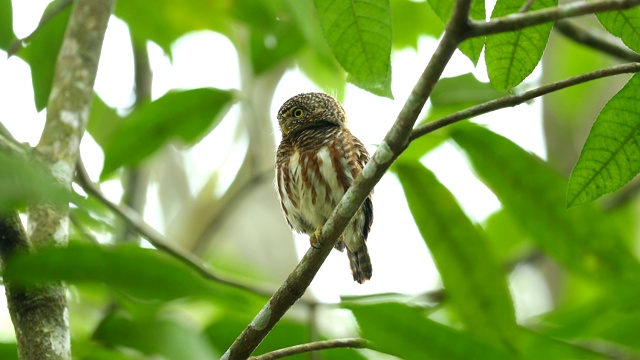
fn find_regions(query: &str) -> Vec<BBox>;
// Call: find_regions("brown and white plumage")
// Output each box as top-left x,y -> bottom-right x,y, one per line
275,92 -> 373,283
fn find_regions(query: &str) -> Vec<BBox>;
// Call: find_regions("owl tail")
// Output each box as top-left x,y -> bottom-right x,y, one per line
347,244 -> 372,284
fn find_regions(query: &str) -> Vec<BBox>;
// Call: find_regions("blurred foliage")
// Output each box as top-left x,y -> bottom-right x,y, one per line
1,0 -> 640,359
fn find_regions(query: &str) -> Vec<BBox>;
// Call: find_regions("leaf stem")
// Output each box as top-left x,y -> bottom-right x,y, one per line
410,62 -> 640,141
249,338 -> 369,360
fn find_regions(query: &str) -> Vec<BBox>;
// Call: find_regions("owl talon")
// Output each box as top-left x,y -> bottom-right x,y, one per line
310,227 -> 324,249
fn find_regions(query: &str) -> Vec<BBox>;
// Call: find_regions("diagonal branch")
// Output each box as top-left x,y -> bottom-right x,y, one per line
74,158 -> 281,300
410,62 -> 640,140
249,338 -> 369,360
222,0 -> 474,358
465,0 -> 640,38
554,20 -> 640,62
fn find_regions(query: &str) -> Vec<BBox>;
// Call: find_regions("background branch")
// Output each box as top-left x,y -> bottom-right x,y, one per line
249,338 -> 369,360
222,0 -> 474,358
554,20 -> 640,62
6,1 -> 114,358
466,0 -> 640,38
410,62 -> 640,140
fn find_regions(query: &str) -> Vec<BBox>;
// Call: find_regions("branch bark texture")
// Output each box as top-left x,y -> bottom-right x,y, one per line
1,1 -> 114,359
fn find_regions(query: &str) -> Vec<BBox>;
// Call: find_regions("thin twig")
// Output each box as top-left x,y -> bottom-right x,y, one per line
554,20 -> 640,62
410,62 -> 640,141
466,0 -> 640,38
249,338 -> 369,360
222,0 -> 474,358
74,158 -> 277,299
519,0 -> 537,13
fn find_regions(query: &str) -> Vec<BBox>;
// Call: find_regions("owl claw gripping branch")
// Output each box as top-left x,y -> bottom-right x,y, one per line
275,92 -> 374,284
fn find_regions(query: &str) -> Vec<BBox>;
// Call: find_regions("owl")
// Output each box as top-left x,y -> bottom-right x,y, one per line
275,92 -> 373,284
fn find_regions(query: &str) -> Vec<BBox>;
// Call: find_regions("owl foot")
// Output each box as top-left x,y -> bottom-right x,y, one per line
310,226 -> 324,249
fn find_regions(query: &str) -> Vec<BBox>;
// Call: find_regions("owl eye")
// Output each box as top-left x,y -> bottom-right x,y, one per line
292,108 -> 305,118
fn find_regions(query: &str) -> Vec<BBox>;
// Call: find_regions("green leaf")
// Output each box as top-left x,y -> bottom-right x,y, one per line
297,49 -> 347,101
100,88 -> 236,180
597,8 -> 640,53
345,302 -> 512,360
94,312 -> 216,360
483,209 -> 531,263
115,0 -> 228,55
249,21 -> 305,74
539,290 -> 640,352
86,95 -> 123,149
394,161 -> 516,343
0,0 -> 14,50
391,0 -> 444,49
450,124 -> 640,284
0,152 -> 72,212
485,0 -> 556,91
431,73 -> 504,107
0,343 -> 18,360
428,0 -> 486,65
18,0 -> 70,111
567,73 -> 640,207
314,0 -> 393,98
3,242 -> 255,304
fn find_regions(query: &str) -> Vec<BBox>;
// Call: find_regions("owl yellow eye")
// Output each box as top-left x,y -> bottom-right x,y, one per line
292,108 -> 305,118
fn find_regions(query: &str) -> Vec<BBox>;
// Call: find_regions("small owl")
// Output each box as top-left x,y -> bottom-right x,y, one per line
275,92 -> 373,284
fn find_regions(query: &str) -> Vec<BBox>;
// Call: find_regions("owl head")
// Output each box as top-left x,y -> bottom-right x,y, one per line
277,92 -> 348,137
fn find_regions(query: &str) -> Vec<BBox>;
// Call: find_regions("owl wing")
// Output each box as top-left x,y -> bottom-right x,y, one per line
350,134 -> 373,241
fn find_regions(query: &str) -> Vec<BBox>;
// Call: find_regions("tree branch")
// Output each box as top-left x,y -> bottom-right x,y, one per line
249,338 -> 369,360
554,20 -> 640,62
222,0 -> 474,358
4,1 -> 114,359
74,159 -> 284,300
466,0 -> 640,38
410,62 -> 640,140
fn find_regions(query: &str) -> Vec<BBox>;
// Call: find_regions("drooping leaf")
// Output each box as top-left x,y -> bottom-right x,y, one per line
567,73 -> 640,207
428,0 -> 486,65
485,0 -> 556,91
100,88 -> 236,180
314,0 -> 393,98
394,161 -> 517,343
391,0 -> 444,49
345,302 -> 512,360
94,312 -> 217,360
18,0 -> 71,111
450,124 -> 640,284
431,73 -> 504,107
597,8 -> 640,53
0,0 -> 14,50
3,242 -> 256,305
0,152 -> 72,212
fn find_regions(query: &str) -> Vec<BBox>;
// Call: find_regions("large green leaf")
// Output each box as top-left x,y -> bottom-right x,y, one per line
3,242 -> 255,304
100,88 -> 236,180
314,0 -> 393,98
18,0 -> 70,111
0,0 -> 14,50
567,73 -> 640,207
94,312 -> 217,360
391,0 -> 444,49
0,343 -> 18,360
450,124 -> 640,284
0,152 -> 72,212
428,0 -> 486,65
485,0 -> 556,91
597,8 -> 640,53
346,302 -> 512,360
394,161 -> 516,343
